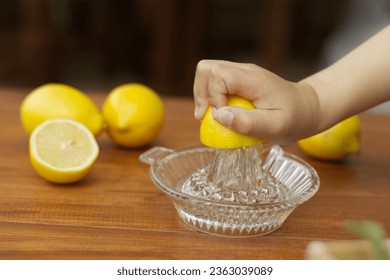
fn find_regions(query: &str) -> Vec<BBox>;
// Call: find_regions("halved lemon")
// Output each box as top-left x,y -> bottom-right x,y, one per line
29,118 -> 99,184
200,95 -> 263,149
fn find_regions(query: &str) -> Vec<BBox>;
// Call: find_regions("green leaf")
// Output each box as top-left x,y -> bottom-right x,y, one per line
345,220 -> 390,260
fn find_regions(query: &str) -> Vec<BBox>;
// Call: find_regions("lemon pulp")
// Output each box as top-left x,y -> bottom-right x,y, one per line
29,118 -> 99,184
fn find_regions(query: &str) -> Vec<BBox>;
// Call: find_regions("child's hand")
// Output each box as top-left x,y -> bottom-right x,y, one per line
193,60 -> 320,143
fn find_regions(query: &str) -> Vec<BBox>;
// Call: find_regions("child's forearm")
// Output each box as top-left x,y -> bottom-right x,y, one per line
300,25 -> 390,132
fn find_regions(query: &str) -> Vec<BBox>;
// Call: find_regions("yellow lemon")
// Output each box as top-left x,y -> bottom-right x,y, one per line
29,118 -> 99,184
102,83 -> 165,147
298,115 -> 361,161
200,96 -> 263,149
20,83 -> 104,136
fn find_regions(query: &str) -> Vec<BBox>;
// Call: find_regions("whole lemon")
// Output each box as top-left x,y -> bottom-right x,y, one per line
102,83 -> 165,147
200,95 -> 264,149
298,115 -> 361,161
20,83 -> 104,136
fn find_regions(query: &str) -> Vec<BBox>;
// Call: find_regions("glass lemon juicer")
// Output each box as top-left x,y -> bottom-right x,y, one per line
140,143 -> 320,237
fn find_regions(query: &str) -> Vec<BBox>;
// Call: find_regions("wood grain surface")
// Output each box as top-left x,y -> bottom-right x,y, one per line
0,88 -> 389,260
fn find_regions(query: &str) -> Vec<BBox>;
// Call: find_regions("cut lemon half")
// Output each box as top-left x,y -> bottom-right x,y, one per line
200,96 -> 263,149
29,118 -> 99,184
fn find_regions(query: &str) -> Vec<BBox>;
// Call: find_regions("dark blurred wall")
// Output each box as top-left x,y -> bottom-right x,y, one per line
0,0 -> 351,95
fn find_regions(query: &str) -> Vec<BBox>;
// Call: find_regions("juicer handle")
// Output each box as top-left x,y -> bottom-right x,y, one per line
139,146 -> 174,165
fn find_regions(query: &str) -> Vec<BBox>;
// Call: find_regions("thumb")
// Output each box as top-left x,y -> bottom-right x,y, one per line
213,106 -> 257,136
213,106 -> 279,140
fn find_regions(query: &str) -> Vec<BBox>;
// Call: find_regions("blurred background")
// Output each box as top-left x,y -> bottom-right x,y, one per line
1,0 -> 390,98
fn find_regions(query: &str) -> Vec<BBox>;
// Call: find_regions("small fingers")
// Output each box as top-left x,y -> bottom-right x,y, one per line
207,63 -> 229,108
194,60 -> 247,119
193,60 -> 211,119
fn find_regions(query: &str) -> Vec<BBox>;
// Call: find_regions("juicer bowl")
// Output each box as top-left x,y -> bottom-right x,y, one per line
140,144 -> 320,237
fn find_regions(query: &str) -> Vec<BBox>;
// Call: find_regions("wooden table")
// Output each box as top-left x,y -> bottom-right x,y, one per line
0,87 -> 389,260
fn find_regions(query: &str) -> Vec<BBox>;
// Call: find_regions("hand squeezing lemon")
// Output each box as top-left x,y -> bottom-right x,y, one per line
200,95 -> 361,161
200,96 -> 263,149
